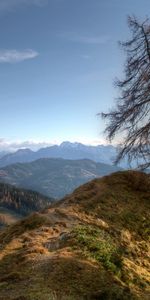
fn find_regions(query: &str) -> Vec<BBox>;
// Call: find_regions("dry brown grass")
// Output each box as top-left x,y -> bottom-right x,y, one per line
0,171 -> 149,300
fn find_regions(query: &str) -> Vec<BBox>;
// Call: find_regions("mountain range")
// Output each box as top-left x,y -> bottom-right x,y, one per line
0,151 -> 8,159
0,141 -> 121,168
0,158 -> 121,199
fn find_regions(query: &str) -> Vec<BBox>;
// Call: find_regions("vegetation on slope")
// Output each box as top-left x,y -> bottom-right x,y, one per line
0,171 -> 149,300
0,183 -> 53,227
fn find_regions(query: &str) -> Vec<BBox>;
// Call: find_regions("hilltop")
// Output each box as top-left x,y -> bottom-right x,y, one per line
0,183 -> 53,227
0,157 -> 121,198
0,170 -> 149,300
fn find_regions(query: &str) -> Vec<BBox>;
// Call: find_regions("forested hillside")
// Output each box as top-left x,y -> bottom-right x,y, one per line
0,183 -> 53,218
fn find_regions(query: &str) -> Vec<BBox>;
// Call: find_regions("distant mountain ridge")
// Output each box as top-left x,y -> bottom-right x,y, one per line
0,141 -> 120,168
0,151 -> 9,159
0,158 -> 121,198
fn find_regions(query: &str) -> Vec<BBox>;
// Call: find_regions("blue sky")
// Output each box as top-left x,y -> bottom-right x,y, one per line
0,0 -> 149,151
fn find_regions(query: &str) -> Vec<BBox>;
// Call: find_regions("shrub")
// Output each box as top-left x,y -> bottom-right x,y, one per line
72,225 -> 123,275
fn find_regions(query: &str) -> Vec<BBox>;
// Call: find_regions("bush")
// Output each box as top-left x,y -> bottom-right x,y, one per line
72,225 -> 123,275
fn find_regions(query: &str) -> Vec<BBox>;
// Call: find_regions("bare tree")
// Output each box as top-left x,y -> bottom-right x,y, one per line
101,16 -> 150,169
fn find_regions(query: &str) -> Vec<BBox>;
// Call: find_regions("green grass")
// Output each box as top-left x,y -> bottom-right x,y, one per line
72,225 -> 123,275
121,211 -> 150,240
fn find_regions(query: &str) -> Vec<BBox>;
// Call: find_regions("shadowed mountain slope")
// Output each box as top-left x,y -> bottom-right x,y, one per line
0,207 -> 21,228
0,158 -> 121,198
0,183 -> 53,227
0,171 -> 149,300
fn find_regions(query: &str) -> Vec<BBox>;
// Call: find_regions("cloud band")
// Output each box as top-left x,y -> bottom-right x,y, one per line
0,49 -> 39,63
0,0 -> 47,12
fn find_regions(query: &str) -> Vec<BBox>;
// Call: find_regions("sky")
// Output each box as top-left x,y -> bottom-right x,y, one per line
0,0 -> 150,151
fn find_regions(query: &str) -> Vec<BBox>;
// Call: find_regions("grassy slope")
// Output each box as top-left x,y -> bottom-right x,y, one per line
0,170 -> 149,300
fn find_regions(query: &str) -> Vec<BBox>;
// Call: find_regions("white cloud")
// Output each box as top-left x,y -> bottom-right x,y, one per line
0,139 -> 54,152
0,49 -> 39,63
80,54 -> 91,59
59,32 -> 110,45
0,0 -> 48,11
68,137 -> 108,146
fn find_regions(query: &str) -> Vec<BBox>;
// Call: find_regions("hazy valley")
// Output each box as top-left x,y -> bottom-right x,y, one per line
0,157 -> 121,198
